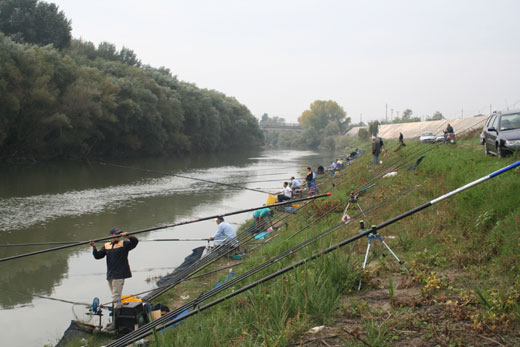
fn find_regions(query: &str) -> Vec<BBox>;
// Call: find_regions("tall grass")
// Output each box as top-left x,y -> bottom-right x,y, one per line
150,139 -> 520,346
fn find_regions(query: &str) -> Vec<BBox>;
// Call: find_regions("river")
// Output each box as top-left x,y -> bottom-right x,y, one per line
0,149 -> 335,347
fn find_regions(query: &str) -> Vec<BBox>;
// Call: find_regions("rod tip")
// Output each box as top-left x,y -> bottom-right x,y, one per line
327,192 -> 331,196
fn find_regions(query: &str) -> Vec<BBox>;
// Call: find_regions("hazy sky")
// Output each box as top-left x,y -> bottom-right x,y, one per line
52,0 -> 520,123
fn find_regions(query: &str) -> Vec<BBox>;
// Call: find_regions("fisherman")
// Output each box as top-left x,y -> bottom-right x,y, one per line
443,123 -> 455,143
290,176 -> 303,197
316,164 -> 325,174
399,132 -> 404,145
371,135 -> 382,166
208,216 -> 236,245
253,206 -> 273,232
329,161 -> 337,177
276,181 -> 292,202
306,167 -> 314,185
290,176 -> 301,189
89,227 -> 138,330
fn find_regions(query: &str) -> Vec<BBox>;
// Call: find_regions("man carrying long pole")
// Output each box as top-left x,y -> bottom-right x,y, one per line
89,227 -> 138,331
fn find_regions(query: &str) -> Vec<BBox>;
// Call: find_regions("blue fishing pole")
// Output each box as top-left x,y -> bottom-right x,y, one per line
109,160 -> 520,346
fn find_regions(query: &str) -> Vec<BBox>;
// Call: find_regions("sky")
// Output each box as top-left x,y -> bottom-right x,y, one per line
51,0 -> 520,123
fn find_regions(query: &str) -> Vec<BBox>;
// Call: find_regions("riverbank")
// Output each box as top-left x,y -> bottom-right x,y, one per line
136,135 -> 520,346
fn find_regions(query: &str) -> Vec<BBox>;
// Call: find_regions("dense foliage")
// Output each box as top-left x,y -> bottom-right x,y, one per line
0,0 -> 71,49
0,34 -> 263,160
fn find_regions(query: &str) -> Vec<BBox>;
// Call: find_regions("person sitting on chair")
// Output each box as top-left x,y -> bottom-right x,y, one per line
276,182 -> 292,202
290,177 -> 303,197
208,216 -> 236,246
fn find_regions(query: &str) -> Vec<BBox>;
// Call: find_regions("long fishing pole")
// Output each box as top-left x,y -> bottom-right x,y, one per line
113,186 -> 414,342
89,160 -> 271,194
0,238 -> 212,247
141,199 -> 317,301
140,196 -> 319,302
0,193 -> 330,263
0,289 -> 90,306
110,160 -> 520,347
110,186 -> 416,346
97,261 -> 246,307
100,184 -> 408,324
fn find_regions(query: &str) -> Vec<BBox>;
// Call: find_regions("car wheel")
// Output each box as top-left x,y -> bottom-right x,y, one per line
497,143 -> 504,158
484,142 -> 490,155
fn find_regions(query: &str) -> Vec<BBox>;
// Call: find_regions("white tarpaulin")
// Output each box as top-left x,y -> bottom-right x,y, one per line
345,116 -> 488,140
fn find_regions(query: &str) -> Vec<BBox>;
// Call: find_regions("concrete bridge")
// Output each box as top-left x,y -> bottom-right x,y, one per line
259,123 -> 302,132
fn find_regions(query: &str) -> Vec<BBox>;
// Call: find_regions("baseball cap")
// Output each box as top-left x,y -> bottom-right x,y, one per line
109,227 -> 120,235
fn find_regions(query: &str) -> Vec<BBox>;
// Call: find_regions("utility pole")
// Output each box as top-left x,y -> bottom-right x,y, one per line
385,104 -> 388,122
360,113 -> 362,124
461,108 -> 464,119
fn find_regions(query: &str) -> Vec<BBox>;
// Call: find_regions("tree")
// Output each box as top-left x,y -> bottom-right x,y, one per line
402,109 -> 413,120
368,120 -> 379,136
426,111 -> 444,121
298,100 -> 349,131
358,128 -> 370,141
0,0 -> 72,49
400,109 -> 420,123
119,47 -> 141,67
319,137 -> 335,151
324,120 -> 341,136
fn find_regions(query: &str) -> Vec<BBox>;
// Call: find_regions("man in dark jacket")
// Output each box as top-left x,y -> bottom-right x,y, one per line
372,136 -> 382,165
90,227 -> 138,313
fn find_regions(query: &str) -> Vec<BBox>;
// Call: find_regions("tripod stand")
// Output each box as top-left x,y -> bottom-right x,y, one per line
357,221 -> 406,290
341,193 -> 368,222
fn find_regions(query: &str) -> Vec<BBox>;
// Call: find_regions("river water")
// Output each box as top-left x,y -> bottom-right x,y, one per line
0,149 -> 334,347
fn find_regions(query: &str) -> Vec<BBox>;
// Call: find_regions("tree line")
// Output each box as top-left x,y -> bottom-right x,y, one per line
0,0 -> 263,161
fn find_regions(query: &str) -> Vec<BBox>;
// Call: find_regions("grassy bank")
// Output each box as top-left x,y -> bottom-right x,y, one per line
154,135 -> 520,346
69,134 -> 520,346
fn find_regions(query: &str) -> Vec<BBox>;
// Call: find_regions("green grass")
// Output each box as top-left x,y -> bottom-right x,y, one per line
75,136 -> 520,346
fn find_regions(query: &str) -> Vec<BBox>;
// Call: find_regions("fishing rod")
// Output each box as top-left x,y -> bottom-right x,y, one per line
0,289 -> 90,306
105,185 -> 408,336
230,177 -> 306,185
98,261 -> 247,308
142,198 -> 317,301
110,160 -> 520,346
0,193 -> 330,264
0,238 -> 212,248
117,185 -> 412,336
110,186 -> 416,346
89,160 -> 272,195
143,195 -> 319,301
